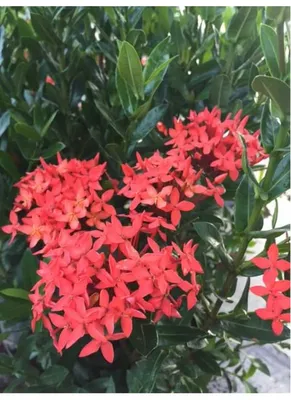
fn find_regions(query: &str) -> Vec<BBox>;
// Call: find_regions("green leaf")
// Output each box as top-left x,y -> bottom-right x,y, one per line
127,349 -> 168,393
0,25 -> 4,66
129,320 -> 158,356
156,324 -> 207,346
20,249 -> 39,290
89,82 -> 125,139
143,37 -> 170,82
234,277 -> 250,313
221,313 -> 291,342
175,377 -> 202,393
266,7 -> 290,23
69,72 -> 85,109
235,175 -> 255,233
131,104 -> 168,143
40,111 -> 58,137
260,100 -> 280,153
144,56 -> 177,96
0,150 -> 20,181
252,75 -> 290,117
189,59 -> 222,87
14,122 -> 41,141
115,67 -> 137,116
13,61 -> 29,96
239,135 -> 263,195
30,13 -> 62,46
38,142 -> 66,160
117,41 -> 143,100
227,7 -> 257,42
243,382 -> 258,393
267,155 -> 290,202
240,266 -> 264,277
18,18 -> 36,38
0,111 -> 10,137
106,376 -> 116,393
260,24 -> 280,78
193,351 -> 221,376
0,288 -> 29,300
0,297 -> 31,321
127,29 -> 146,47
272,199 -> 279,228
249,225 -> 290,238
252,358 -> 270,376
194,221 -> 232,266
209,74 -> 231,108
40,365 -> 69,387
248,63 -> 259,93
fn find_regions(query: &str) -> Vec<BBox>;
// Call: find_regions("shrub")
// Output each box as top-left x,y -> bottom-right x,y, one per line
0,6 -> 290,393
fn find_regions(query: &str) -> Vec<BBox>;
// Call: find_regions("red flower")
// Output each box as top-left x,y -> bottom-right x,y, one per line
251,243 -> 290,271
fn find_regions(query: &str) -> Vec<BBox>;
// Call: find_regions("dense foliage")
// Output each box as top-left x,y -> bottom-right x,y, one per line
0,6 -> 290,393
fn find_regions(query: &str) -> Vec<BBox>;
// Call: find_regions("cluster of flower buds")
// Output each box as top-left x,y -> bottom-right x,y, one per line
2,154 -> 203,362
250,244 -> 290,335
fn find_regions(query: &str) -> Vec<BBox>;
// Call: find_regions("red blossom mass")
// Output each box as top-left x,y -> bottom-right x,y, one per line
2,107 -> 281,362
251,244 -> 290,336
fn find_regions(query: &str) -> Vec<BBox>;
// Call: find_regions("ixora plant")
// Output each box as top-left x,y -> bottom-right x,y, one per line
0,6 -> 290,394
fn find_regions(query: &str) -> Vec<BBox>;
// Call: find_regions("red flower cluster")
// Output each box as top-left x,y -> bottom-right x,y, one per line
156,107 -> 266,181
251,244 -> 290,335
2,154 -> 204,362
1,107 -> 272,361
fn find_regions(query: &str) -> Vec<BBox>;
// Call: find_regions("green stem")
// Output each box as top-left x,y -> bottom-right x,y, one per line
277,21 -> 285,77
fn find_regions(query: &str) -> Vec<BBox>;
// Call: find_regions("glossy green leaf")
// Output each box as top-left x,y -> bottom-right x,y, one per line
115,67 -> 137,116
117,41 -> 143,100
249,225 -> 290,238
127,349 -> 168,393
156,325 -> 207,346
227,7 -> 257,42
40,111 -> 58,137
17,18 -> 36,38
221,313 -> 290,342
39,142 -> 65,160
175,377 -> 202,393
14,122 -> 41,141
260,24 -> 280,78
0,26 -> 5,66
193,351 -> 221,376
30,13 -> 62,46
40,365 -> 70,387
266,6 -> 290,23
209,74 -> 231,108
143,37 -> 170,82
131,104 -> 168,143
234,277 -> 250,313
239,135 -> 263,195
0,297 -> 31,321
20,248 -> 39,290
235,175 -> 255,232
144,56 -> 177,96
267,155 -> 290,202
260,100 -> 280,153
0,288 -> 29,300
189,59 -> 222,87
130,320 -> 158,356
248,63 -> 259,93
252,75 -> 290,117
194,221 -> 232,266
0,150 -> 20,181
252,358 -> 270,376
127,29 -> 146,47
0,111 -> 10,137
13,61 -> 29,96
